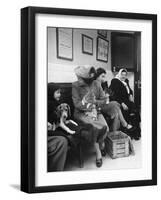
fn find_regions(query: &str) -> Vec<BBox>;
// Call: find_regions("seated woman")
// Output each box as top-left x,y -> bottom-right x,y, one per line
72,66 -> 108,168
95,67 -> 135,132
109,68 -> 141,139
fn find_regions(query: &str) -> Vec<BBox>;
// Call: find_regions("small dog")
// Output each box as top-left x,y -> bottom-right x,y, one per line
56,103 -> 78,134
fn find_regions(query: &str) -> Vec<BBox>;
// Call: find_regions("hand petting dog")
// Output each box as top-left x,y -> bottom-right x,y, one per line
82,90 -> 98,121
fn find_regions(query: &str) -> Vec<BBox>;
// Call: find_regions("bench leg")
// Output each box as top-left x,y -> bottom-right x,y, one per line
78,143 -> 84,168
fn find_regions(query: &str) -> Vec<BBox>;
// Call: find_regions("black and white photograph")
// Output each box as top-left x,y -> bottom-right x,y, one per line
47,27 -> 141,172
21,6 -> 157,193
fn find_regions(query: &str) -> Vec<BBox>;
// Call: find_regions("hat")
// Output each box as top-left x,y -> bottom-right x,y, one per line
74,65 -> 94,79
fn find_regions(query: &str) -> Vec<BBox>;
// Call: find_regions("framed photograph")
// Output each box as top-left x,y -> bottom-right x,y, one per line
82,34 -> 93,55
21,6 -> 157,193
98,29 -> 107,38
96,36 -> 109,62
56,28 -> 73,61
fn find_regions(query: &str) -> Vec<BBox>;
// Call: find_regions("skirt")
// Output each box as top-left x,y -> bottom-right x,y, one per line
74,112 -> 108,144
101,101 -> 121,119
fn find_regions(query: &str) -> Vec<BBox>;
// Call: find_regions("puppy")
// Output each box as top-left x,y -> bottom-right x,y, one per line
56,103 -> 78,134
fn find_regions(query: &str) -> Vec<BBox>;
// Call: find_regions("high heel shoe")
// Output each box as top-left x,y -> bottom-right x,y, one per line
101,148 -> 106,157
96,158 -> 102,167
122,124 -> 136,132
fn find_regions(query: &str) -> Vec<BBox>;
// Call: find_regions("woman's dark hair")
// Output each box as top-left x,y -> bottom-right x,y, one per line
82,67 -> 96,85
89,66 -> 96,77
95,67 -> 106,79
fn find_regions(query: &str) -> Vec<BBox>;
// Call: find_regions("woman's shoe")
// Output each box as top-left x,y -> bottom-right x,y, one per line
134,136 -> 140,140
127,126 -> 137,132
96,158 -> 102,168
122,124 -> 136,133
101,148 -> 106,157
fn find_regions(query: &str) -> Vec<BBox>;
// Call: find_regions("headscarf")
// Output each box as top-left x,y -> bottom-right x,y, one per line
115,68 -> 128,80
115,68 -> 130,94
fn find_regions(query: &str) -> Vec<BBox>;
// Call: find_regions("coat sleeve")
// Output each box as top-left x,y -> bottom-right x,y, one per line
72,83 -> 90,111
48,101 -> 58,124
109,79 -> 125,104
95,81 -> 107,107
125,79 -> 133,96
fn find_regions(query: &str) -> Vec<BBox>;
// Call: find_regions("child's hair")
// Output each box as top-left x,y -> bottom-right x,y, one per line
48,83 -> 61,100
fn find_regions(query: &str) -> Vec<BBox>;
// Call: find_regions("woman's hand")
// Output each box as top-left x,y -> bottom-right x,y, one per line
67,130 -> 76,135
129,94 -> 134,102
82,95 -> 88,105
105,93 -> 110,104
121,102 -> 128,110
82,91 -> 96,105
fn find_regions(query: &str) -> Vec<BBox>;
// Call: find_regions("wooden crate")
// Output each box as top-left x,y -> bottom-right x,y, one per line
105,131 -> 129,159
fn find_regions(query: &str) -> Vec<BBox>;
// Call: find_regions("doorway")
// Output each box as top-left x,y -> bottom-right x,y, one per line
111,31 -> 141,110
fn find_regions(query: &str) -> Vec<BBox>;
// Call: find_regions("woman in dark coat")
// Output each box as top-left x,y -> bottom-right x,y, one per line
109,68 -> 141,139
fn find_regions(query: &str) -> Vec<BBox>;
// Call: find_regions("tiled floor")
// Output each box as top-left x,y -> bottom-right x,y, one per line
65,139 -> 142,171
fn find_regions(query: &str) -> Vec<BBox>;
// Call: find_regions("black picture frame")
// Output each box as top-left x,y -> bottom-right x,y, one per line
82,34 -> 93,55
96,36 -> 109,62
97,29 -> 107,38
21,6 -> 157,193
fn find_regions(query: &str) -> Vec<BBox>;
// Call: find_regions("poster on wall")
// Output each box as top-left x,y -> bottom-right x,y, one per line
21,6 -> 157,193
56,28 -> 73,60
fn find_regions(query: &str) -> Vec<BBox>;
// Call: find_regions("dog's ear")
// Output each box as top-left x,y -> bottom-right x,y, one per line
67,104 -> 71,118
56,105 -> 61,121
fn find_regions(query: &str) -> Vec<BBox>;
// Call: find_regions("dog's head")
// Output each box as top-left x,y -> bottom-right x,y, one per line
56,103 -> 71,121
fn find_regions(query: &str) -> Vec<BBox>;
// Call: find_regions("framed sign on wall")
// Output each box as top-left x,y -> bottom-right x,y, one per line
56,28 -> 73,61
98,29 -> 107,38
96,36 -> 109,62
82,34 -> 93,55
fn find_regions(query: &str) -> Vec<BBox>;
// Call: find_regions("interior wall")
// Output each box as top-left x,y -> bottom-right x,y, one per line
48,27 -> 134,90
